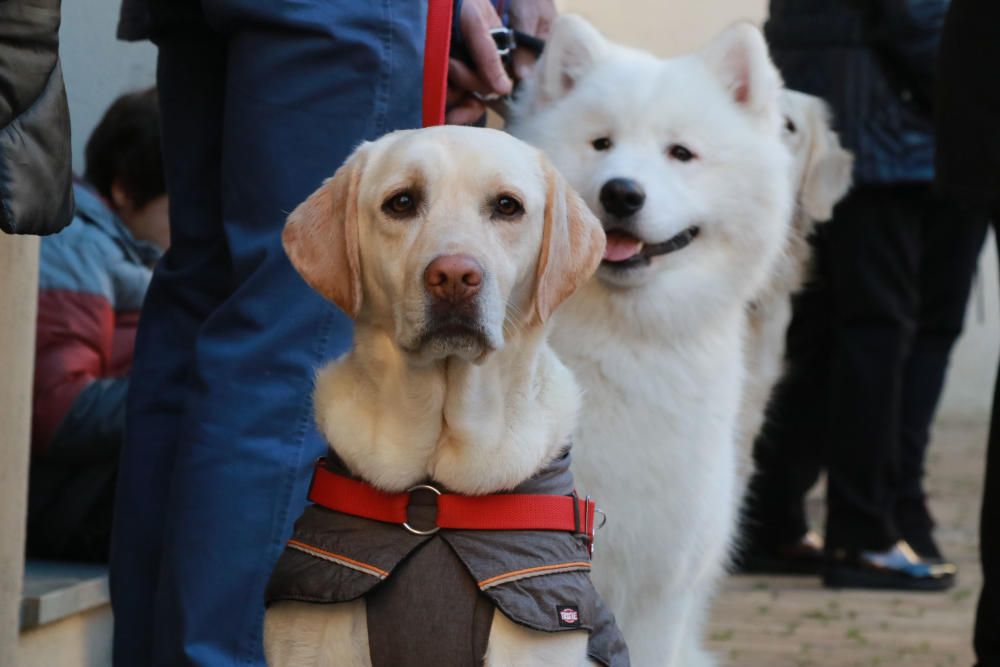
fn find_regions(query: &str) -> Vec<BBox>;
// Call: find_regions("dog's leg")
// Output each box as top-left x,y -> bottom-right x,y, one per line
674,590 -> 718,667
617,585 -> 720,667
263,599 -> 371,667
484,610 -> 596,667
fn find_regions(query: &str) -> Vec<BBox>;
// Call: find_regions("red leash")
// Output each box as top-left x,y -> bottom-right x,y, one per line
422,0 -> 454,126
308,460 -> 598,544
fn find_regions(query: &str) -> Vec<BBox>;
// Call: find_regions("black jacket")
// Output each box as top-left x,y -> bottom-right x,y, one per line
0,0 -> 73,235
935,0 -> 1000,206
766,0 -> 948,185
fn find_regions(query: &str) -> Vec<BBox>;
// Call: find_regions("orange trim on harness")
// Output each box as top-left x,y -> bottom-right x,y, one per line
286,539 -> 390,579
422,0 -> 454,126
477,561 -> 592,589
307,459 -> 597,543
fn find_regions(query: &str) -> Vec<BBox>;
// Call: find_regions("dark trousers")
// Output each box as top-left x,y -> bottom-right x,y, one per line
976,217 -> 1000,667
747,185 -> 987,552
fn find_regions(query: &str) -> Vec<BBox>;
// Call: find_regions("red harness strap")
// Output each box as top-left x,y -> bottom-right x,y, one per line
308,460 -> 597,543
422,0 -> 454,126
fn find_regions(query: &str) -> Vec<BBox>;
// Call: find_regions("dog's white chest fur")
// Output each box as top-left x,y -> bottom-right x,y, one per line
552,283 -> 744,666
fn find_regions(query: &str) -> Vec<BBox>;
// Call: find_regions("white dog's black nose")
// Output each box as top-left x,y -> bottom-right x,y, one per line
600,178 -> 645,218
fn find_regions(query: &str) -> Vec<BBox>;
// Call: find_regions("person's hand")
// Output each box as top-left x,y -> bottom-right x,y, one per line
446,0 -> 512,124
508,0 -> 557,80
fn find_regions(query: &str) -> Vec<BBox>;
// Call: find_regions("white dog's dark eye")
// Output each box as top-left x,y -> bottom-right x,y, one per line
668,144 -> 695,162
785,118 -> 797,134
592,137 -> 612,151
493,195 -> 524,218
383,191 -> 418,217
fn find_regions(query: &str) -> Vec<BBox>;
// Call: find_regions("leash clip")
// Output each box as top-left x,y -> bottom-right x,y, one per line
490,27 -> 516,57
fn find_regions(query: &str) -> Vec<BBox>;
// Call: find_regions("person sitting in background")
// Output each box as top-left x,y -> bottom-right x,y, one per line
27,87 -> 167,562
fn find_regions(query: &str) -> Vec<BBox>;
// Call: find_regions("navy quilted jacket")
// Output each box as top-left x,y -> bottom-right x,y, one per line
766,0 -> 948,185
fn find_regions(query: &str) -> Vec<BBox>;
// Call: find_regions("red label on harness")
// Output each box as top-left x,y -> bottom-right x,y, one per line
557,605 -> 580,627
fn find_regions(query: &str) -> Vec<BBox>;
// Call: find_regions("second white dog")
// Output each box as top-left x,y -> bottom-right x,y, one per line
509,16 -> 792,666
739,90 -> 853,455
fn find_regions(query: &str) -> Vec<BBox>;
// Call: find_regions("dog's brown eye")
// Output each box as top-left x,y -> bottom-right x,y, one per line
668,144 -> 695,162
493,195 -> 524,218
785,118 -> 797,134
592,137 -> 612,151
383,191 -> 418,217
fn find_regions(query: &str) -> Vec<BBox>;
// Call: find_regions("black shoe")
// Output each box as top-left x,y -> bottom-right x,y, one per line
737,531 -> 824,576
823,541 -> 956,591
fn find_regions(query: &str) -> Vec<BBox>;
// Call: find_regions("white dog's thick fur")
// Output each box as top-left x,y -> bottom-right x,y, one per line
739,90 -> 853,454
509,17 -> 793,666
264,127 -> 605,666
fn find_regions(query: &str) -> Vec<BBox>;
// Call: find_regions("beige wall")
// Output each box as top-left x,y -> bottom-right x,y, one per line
557,0 -> 768,56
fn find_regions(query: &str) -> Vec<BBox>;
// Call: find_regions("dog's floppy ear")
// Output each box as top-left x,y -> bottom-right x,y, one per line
700,23 -> 782,123
799,102 -> 853,221
532,14 -> 609,107
282,144 -> 369,317
531,158 -> 606,325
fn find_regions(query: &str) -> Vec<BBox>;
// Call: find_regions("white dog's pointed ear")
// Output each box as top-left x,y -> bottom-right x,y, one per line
533,15 -> 609,106
700,23 -> 782,120
282,143 -> 369,317
531,157 -> 606,325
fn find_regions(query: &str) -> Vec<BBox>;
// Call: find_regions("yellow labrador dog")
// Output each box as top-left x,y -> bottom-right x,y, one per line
263,127 -> 621,667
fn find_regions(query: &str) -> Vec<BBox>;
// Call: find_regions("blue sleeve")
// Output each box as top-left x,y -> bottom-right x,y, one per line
452,0 -> 463,43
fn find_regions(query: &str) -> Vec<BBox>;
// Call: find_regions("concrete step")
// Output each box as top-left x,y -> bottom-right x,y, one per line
18,560 -> 112,667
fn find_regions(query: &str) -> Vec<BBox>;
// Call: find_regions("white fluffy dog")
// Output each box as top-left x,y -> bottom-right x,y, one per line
739,90 -> 853,454
509,16 -> 792,666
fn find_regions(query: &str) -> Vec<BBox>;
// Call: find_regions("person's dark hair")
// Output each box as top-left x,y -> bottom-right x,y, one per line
84,87 -> 164,210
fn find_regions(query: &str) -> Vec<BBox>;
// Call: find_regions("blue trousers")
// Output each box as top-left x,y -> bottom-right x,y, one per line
109,3 -> 425,665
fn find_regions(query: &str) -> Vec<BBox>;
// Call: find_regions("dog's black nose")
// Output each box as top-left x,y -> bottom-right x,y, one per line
599,178 -> 646,218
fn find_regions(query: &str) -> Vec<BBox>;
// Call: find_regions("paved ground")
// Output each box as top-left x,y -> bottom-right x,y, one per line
707,419 -> 988,667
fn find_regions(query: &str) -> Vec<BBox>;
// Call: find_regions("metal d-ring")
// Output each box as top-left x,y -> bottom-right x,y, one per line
402,484 -> 442,535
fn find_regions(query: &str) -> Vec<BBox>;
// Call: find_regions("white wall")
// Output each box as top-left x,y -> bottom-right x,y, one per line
941,233 -> 999,419
59,0 -> 157,173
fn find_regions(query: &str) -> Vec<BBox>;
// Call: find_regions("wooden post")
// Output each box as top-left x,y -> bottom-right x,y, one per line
0,234 -> 39,661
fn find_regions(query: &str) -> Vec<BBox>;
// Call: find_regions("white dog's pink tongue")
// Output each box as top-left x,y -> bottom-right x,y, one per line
603,231 -> 643,262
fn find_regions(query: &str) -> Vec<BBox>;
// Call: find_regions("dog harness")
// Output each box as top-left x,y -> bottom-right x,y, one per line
266,452 -> 629,667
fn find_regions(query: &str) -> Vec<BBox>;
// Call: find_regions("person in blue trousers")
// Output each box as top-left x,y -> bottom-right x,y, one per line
110,0 -> 553,664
